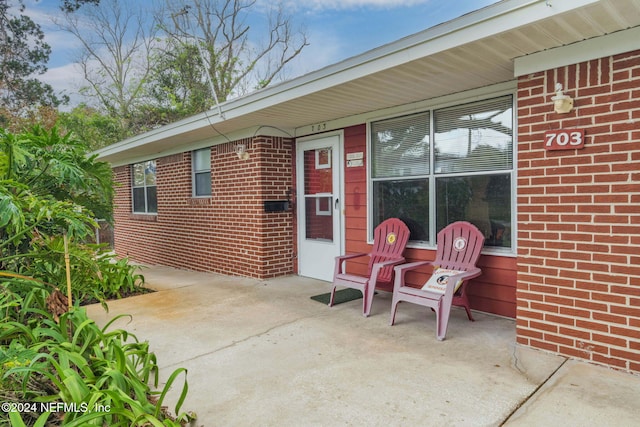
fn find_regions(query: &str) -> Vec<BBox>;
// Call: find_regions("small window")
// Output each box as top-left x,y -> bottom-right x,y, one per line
193,148 -> 212,197
132,160 -> 157,213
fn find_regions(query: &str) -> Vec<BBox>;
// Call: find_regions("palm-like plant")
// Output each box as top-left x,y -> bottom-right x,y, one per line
0,126 -> 113,274
1,125 -> 113,221
1,127 -> 194,425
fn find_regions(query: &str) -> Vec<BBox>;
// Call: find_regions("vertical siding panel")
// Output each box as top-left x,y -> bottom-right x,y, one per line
343,124 -> 370,277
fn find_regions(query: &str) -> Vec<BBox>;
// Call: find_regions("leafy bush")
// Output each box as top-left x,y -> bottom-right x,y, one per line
1,279 -> 194,426
22,235 -> 148,305
1,125 -> 147,304
1,127 -> 197,425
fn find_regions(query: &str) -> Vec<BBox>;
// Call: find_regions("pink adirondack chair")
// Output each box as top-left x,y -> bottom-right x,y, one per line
389,221 -> 485,340
330,218 -> 410,317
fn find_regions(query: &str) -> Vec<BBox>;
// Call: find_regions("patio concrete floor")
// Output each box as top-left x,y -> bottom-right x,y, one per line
86,265 -> 640,427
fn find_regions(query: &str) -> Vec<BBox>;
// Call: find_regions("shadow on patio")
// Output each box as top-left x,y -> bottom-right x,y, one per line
86,265 -> 640,427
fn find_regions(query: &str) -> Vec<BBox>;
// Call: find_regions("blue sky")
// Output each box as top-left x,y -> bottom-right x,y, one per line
295,0 -> 497,65
24,0 -> 498,103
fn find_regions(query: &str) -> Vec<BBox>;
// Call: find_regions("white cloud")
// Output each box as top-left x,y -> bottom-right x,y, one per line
40,63 -> 82,92
39,63 -> 86,109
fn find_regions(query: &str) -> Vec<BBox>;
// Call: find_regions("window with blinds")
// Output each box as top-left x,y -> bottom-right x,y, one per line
193,148 -> 212,197
371,111 -> 430,179
370,95 -> 514,249
132,160 -> 157,214
434,96 -> 513,174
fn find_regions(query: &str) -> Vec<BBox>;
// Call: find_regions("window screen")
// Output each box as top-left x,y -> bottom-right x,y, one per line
371,111 -> 430,178
434,96 -> 513,174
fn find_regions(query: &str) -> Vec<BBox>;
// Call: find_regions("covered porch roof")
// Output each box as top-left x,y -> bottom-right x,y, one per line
95,0 -> 640,167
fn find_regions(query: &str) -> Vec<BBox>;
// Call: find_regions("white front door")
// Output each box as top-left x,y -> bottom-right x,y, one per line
296,134 -> 343,282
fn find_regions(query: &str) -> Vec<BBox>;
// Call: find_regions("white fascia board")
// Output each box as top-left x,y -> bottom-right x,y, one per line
293,80 -> 517,139
93,112 -> 215,159
103,125 -> 294,168
514,26 -> 640,76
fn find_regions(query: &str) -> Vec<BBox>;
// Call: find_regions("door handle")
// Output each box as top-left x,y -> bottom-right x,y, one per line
335,198 -> 339,209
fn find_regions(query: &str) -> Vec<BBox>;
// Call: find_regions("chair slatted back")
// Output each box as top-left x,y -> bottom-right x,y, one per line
434,221 -> 485,271
368,218 -> 410,284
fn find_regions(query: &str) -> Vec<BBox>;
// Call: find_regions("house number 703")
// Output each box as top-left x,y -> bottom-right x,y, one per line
311,123 -> 327,132
544,129 -> 585,150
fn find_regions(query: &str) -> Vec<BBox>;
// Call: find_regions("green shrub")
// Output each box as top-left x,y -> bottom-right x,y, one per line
1,126 -> 196,425
1,289 -> 194,426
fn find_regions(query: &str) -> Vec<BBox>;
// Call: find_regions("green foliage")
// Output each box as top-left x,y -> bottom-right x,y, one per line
147,42 -> 212,120
14,235 -> 147,306
1,289 -> 194,426
0,123 -> 196,425
0,126 -> 113,220
59,0 -> 100,13
0,0 -> 67,122
0,126 -> 116,307
57,105 -> 124,151
0,126 -> 114,268
0,126 -> 131,306
95,255 -> 146,300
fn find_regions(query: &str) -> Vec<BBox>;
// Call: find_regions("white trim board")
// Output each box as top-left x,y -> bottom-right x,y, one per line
514,26 -> 640,77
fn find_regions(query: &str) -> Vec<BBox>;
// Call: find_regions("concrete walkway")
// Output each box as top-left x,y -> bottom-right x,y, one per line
86,266 -> 640,427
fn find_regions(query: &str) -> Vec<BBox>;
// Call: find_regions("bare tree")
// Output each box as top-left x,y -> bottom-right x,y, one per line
55,0 -> 308,139
159,0 -> 308,103
57,0 -> 160,134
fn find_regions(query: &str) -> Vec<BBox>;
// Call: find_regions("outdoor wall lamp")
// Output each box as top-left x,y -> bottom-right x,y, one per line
235,143 -> 250,160
551,83 -> 574,114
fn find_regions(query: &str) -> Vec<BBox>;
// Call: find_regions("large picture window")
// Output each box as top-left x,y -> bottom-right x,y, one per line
193,148 -> 212,197
371,95 -> 514,249
132,160 -> 157,214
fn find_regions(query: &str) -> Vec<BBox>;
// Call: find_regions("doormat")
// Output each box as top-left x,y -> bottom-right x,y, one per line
310,288 -> 363,305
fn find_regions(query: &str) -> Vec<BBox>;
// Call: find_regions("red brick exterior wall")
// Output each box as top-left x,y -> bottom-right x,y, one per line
112,136 -> 295,279
516,50 -> 640,373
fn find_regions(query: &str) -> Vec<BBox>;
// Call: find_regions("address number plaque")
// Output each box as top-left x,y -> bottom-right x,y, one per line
544,129 -> 585,151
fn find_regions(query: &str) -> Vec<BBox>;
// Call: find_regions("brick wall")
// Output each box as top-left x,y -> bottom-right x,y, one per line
516,50 -> 640,372
112,136 -> 295,279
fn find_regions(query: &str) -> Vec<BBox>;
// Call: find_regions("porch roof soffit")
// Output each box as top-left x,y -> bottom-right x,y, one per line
95,0 -> 640,167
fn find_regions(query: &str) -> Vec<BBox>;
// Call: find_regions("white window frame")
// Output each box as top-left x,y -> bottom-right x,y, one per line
131,160 -> 157,214
367,92 -> 517,255
192,148 -> 212,197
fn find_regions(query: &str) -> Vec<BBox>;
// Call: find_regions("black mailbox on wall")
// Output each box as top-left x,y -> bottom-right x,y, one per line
264,200 -> 290,213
